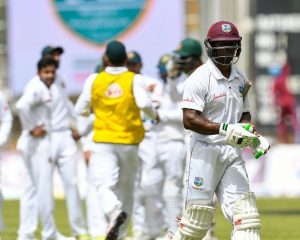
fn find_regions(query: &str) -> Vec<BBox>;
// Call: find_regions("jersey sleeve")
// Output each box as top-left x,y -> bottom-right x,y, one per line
133,74 -> 157,119
181,74 -> 207,112
75,74 -> 96,116
16,82 -> 45,131
0,92 -> 12,146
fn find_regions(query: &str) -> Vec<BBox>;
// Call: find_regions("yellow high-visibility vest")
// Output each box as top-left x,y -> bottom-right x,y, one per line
91,71 -> 144,144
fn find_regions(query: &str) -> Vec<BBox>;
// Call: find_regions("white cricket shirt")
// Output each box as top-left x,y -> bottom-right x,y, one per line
16,75 -> 75,133
181,59 -> 250,144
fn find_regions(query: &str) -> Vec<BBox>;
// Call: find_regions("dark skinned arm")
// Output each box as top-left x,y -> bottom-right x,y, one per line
183,110 -> 253,135
183,108 -> 220,135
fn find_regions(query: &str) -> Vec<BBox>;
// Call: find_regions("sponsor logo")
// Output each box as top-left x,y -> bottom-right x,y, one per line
222,24 -> 232,33
213,92 -> 226,100
182,97 -> 195,102
105,83 -> 123,98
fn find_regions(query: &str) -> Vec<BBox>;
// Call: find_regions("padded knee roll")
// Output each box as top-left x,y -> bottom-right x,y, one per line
232,192 -> 261,240
173,204 -> 214,240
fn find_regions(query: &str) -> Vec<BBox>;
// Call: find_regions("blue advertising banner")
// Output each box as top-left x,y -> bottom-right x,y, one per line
7,0 -> 185,95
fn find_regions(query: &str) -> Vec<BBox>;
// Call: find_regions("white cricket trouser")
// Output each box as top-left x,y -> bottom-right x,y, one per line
18,135 -> 57,240
132,136 -> 186,236
185,139 -> 251,223
158,139 -> 186,233
51,130 -> 87,236
87,142 -> 139,238
132,135 -> 165,238
18,131 -> 86,239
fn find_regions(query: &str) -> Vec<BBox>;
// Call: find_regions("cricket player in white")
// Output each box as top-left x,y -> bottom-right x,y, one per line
0,91 -> 13,239
126,51 -> 166,240
172,21 -> 270,240
75,41 -> 158,240
16,57 -> 86,240
161,40 -> 204,236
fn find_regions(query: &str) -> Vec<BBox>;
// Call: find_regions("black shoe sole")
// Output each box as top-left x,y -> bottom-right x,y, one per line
105,211 -> 127,240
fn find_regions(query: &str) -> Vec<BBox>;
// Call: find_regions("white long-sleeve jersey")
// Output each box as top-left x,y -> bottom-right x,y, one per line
16,75 -> 75,134
167,73 -> 186,102
75,67 -> 157,121
0,91 -> 12,147
156,81 -> 186,142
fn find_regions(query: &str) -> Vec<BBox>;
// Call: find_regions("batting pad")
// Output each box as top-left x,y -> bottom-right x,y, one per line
173,205 -> 214,240
232,192 -> 261,240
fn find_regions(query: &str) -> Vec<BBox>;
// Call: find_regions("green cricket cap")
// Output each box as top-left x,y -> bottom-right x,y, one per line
105,40 -> 127,62
41,46 -> 64,57
175,38 -> 202,57
127,51 -> 142,64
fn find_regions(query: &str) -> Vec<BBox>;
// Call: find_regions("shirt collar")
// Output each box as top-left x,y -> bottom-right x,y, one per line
207,59 -> 239,81
105,66 -> 128,74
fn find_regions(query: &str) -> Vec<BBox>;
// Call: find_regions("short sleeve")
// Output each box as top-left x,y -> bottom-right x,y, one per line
181,74 -> 207,112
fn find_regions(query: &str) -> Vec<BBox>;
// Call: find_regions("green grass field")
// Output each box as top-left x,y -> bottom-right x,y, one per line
2,198 -> 300,240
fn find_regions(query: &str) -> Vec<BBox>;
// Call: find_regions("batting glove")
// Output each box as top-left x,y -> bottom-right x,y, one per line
219,123 -> 258,148
251,135 -> 270,159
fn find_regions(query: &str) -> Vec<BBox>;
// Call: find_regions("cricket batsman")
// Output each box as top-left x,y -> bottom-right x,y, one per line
171,21 -> 270,240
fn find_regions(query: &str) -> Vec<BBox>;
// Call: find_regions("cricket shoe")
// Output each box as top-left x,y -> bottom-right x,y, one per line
105,210 -> 127,240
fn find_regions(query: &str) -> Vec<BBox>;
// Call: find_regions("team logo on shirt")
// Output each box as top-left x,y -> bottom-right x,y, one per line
193,177 -> 206,191
222,24 -> 232,33
105,83 -> 123,98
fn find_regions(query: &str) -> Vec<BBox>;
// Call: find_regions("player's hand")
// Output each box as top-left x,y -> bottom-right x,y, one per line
219,123 -> 258,148
30,124 -> 47,138
166,59 -> 181,79
71,129 -> 81,141
147,83 -> 156,93
84,150 -> 91,166
153,112 -> 160,125
251,135 -> 270,159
